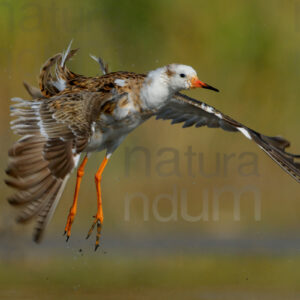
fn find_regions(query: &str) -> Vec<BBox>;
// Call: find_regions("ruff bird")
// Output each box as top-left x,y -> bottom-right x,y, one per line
6,45 -> 300,250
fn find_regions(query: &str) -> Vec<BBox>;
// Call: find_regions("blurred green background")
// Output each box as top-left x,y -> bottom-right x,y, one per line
1,0 -> 300,299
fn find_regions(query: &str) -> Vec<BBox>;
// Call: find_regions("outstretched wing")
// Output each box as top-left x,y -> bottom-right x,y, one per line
156,92 -> 300,183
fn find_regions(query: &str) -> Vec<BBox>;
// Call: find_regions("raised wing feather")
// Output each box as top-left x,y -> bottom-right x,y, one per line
5,89 -> 125,241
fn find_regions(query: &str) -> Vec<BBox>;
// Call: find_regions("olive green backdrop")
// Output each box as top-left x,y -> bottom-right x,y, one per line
0,1 -> 300,299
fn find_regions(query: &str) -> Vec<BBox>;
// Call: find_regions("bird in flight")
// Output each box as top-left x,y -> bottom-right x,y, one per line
6,43 -> 300,250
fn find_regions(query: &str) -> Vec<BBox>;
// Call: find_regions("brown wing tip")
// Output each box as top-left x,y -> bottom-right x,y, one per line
7,196 -> 19,205
33,230 -> 43,243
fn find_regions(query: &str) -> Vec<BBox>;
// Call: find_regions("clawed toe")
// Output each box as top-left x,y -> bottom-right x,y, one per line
86,217 -> 102,251
64,214 -> 75,242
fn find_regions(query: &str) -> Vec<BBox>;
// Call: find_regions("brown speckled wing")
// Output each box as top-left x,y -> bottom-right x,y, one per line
5,90 -> 121,241
156,92 -> 300,183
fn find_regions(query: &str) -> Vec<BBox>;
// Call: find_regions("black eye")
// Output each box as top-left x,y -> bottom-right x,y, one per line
180,73 -> 186,78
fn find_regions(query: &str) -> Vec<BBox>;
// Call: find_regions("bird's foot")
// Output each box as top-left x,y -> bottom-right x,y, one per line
64,211 -> 75,242
86,215 -> 102,251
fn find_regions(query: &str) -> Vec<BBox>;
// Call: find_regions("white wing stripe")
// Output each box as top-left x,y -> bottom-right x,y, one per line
238,127 -> 252,140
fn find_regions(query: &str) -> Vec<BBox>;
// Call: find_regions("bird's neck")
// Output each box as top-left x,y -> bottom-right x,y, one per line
140,68 -> 174,110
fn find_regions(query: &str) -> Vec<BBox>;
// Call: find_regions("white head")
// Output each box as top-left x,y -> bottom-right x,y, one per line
141,64 -> 218,109
160,64 -> 219,92
163,64 -> 198,90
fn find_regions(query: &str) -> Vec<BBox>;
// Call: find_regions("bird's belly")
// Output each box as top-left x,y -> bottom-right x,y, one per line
86,130 -> 106,152
85,117 -> 143,153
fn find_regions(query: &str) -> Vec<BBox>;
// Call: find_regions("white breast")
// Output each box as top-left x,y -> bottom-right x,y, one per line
140,69 -> 170,110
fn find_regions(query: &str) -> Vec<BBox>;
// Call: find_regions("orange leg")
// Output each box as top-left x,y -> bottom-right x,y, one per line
64,155 -> 89,241
86,156 -> 109,251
